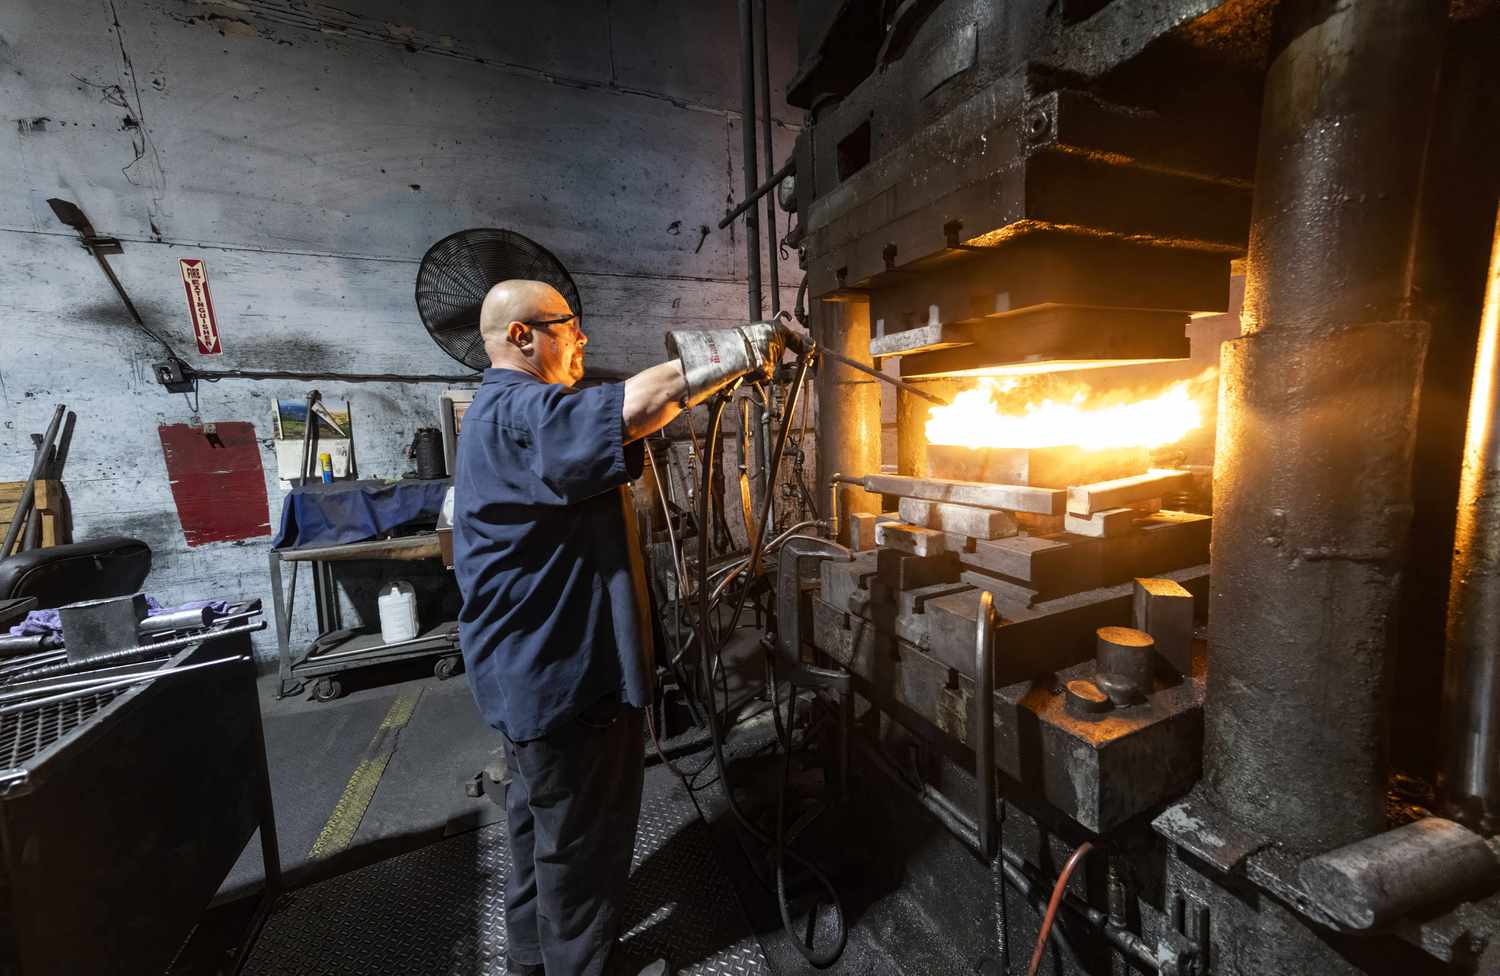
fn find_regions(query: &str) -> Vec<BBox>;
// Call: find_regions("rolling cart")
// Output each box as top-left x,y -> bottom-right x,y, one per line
267,532 -> 463,700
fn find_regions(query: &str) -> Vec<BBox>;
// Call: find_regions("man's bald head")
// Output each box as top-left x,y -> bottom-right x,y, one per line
479,279 -> 588,386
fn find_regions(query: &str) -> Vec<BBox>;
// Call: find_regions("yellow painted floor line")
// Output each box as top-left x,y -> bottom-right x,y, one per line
308,687 -> 422,861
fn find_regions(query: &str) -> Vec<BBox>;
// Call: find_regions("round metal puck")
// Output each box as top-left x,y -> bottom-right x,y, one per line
1096,626 -> 1155,649
1065,679 -> 1112,719
1096,626 -> 1155,702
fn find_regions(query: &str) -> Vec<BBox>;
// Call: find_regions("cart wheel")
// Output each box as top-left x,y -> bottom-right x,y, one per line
435,655 -> 462,680
313,677 -> 343,702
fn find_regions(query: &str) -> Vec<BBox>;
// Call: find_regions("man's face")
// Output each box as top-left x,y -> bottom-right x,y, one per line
528,304 -> 587,387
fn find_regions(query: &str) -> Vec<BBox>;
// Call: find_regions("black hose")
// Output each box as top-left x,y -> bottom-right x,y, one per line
694,363 -> 848,967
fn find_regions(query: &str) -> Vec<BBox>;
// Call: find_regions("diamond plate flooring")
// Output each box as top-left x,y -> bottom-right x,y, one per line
243,770 -> 770,976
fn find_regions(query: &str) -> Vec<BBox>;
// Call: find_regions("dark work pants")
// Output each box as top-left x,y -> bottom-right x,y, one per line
502,698 -> 645,976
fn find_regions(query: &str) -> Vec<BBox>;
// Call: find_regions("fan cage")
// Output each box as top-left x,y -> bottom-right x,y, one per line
414,228 -> 581,370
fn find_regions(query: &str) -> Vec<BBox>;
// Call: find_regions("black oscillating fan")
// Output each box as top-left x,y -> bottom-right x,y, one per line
414,228 -> 582,370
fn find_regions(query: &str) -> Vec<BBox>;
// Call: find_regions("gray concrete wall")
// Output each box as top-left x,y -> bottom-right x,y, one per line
0,0 -> 801,661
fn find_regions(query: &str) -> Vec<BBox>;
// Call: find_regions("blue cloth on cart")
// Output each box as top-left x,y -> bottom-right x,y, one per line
272,478 -> 452,550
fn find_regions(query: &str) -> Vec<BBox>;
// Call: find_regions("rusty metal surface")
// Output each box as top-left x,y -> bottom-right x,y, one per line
1204,0 -> 1447,855
1153,790 -> 1273,874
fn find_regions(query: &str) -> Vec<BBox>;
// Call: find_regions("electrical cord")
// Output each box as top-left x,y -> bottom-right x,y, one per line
1026,840 -> 1095,976
196,367 -> 480,384
693,360 -> 848,968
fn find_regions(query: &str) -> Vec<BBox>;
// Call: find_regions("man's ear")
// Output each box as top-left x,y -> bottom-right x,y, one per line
506,320 -> 532,352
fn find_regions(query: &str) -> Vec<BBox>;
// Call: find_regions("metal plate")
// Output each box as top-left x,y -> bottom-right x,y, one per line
244,775 -> 770,975
0,687 -> 125,768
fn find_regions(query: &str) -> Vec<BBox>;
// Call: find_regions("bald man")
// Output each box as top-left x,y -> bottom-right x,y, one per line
452,280 -> 783,976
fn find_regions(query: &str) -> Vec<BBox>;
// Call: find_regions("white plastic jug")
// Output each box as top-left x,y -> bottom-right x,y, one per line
377,580 -> 419,644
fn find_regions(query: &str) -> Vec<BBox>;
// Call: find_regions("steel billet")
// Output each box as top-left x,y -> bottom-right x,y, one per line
138,607 -> 213,634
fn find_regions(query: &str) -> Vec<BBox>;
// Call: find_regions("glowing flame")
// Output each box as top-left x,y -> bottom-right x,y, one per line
925,372 -> 1212,451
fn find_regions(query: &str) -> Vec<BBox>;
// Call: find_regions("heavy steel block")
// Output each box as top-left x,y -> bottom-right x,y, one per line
927,444 -> 1149,488
861,473 -> 1065,515
898,497 -> 1019,539
819,549 -> 878,613
875,521 -> 949,556
876,546 -> 961,591
1133,577 -> 1195,677
927,564 -> 1210,684
1067,469 -> 1194,516
1064,506 -> 1141,538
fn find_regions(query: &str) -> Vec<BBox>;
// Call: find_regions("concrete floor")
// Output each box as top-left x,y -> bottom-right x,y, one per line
221,656 -> 506,902
175,642 -> 969,976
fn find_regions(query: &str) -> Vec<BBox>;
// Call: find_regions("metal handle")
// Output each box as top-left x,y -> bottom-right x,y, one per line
976,590 -> 997,860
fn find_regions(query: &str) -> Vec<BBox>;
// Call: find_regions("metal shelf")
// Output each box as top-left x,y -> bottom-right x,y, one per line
291,624 -> 459,681
268,538 -> 460,699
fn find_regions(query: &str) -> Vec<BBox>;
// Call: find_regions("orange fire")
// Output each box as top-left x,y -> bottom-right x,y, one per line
924,370 -> 1215,451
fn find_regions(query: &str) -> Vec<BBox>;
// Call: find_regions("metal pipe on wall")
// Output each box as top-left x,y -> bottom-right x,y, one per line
738,0 -> 773,536
755,0 -> 779,315
1203,0 -> 1446,853
1441,205 -> 1500,834
736,0 -> 762,323
815,301 -> 882,547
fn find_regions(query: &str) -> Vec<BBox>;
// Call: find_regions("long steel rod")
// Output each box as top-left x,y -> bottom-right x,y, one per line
7,620 -> 265,682
819,347 -> 951,406
718,158 -> 795,231
20,435 -> 46,553
0,655 -> 249,715
0,656 -> 230,705
1441,205 -> 1500,832
1,405 -> 66,558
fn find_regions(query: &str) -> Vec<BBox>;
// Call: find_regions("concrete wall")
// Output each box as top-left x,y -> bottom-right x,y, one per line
0,0 -> 800,661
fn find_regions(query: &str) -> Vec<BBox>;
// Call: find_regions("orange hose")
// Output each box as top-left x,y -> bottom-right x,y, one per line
1025,840 -> 1095,976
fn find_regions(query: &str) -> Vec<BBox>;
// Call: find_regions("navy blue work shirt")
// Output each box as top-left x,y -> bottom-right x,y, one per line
453,368 -> 652,741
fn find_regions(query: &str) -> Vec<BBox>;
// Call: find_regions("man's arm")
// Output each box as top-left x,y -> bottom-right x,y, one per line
621,321 -> 788,443
621,359 -> 688,443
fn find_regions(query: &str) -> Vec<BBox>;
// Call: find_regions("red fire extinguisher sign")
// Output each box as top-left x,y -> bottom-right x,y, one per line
179,258 -> 223,355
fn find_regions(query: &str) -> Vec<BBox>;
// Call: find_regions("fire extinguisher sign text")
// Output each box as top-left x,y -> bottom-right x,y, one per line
179,258 -> 223,355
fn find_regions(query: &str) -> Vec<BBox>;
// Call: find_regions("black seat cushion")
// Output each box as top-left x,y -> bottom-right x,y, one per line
0,537 -> 152,610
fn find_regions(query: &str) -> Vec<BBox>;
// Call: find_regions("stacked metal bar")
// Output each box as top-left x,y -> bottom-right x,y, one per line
811,455 -> 1211,832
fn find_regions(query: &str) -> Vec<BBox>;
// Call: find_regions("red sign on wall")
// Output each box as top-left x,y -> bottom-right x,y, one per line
178,258 -> 223,355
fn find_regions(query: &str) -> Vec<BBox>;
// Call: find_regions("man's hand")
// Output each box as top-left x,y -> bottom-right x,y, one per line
665,321 -> 787,404
620,321 -> 794,445
739,321 -> 787,383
